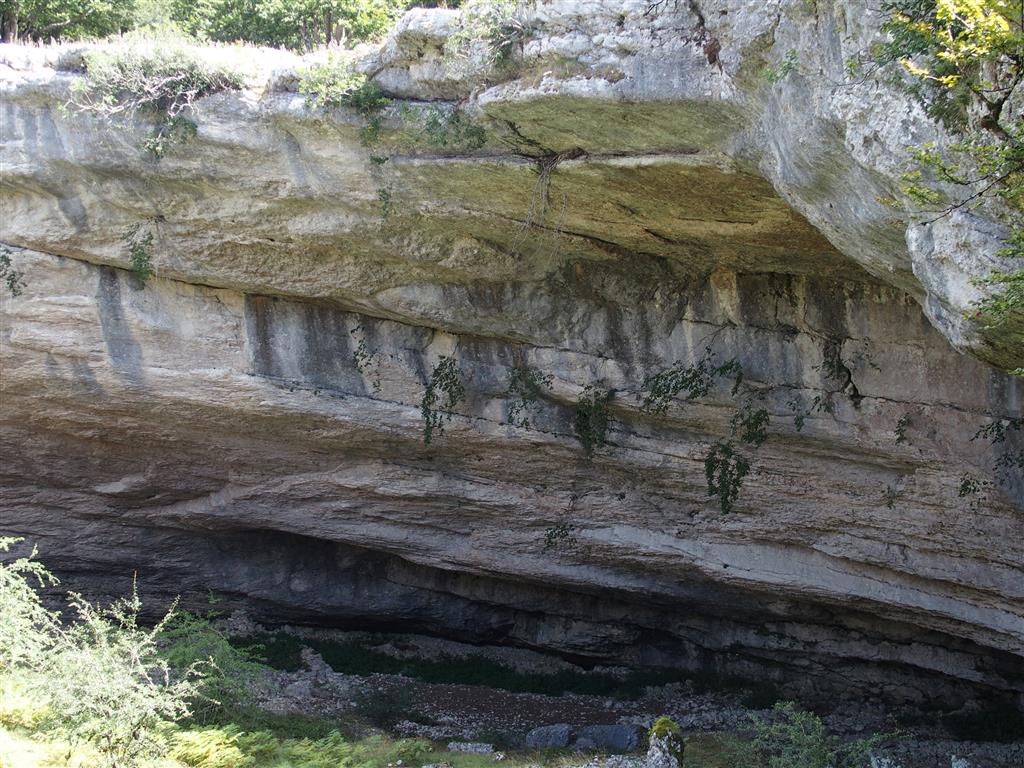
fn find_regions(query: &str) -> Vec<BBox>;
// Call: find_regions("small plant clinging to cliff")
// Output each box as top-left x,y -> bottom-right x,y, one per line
573,385 -> 613,458
640,347 -> 743,416
972,415 -> 1024,485
542,523 -> 577,553
762,49 -> 799,83
299,58 -> 391,147
400,105 -> 489,151
421,355 -> 466,445
123,223 -> 156,288
0,246 -> 26,297
351,328 -> 382,393
704,441 -> 750,515
641,347 -> 773,514
894,413 -> 912,444
505,365 -> 553,429
68,35 -> 245,159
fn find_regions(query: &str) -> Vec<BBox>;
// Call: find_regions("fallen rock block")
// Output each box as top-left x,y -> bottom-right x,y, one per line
525,724 -> 573,749
573,725 -> 645,752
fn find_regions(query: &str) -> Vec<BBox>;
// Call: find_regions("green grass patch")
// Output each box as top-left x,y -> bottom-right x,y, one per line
242,632 -> 782,705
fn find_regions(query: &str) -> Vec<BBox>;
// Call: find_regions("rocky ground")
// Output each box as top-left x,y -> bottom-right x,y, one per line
229,619 -> 1024,768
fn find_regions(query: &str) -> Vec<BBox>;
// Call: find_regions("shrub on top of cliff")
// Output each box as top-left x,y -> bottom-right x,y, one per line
573,385 -> 613,458
722,702 -> 892,768
421,355 -> 465,444
68,34 -> 245,159
299,56 -> 391,146
444,0 -> 528,76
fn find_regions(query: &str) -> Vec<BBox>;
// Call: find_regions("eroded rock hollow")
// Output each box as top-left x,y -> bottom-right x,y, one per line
1,0 -> 1022,709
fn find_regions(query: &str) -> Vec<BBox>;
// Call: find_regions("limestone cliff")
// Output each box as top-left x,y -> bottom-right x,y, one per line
1,0 -> 1022,708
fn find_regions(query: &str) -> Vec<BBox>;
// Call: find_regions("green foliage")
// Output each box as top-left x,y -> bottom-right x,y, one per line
1,0 -> 135,43
160,610 -> 264,723
723,701 -> 891,768
0,247 -> 26,297
894,413 -> 912,444
542,522 -> 576,552
763,48 -> 799,83
883,485 -> 899,509
1,538 -> 212,767
704,441 -> 750,515
171,0 -> 405,51
401,104 -> 488,150
640,347 -> 742,416
1,0 -> 406,49
972,266 -> 1024,329
124,223 -> 155,286
640,347 -> 788,513
443,0 -> 525,75
39,587 -> 206,767
351,331 -> 382,391
958,472 -> 992,510
647,716 -> 685,762
0,537 -> 60,672
298,58 -> 391,145
505,365 -> 552,428
573,385 -> 613,457
168,725 -> 430,768
971,415 -> 1023,484
649,715 -> 682,739
375,186 -> 392,219
731,401 -> 770,448
877,2 -> 1023,368
352,687 -> 420,727
69,34 -> 245,156
245,631 -> 777,702
421,355 -> 465,444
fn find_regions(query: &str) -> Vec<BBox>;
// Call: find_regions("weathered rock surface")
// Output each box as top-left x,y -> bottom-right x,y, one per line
0,0 -> 1022,709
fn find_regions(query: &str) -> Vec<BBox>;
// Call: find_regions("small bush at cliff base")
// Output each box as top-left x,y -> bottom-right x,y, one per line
0,537 -> 59,671
161,610 -> 265,723
722,702 -> 891,768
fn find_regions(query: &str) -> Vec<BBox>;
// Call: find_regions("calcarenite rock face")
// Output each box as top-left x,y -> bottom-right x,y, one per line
0,1 -> 1021,707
